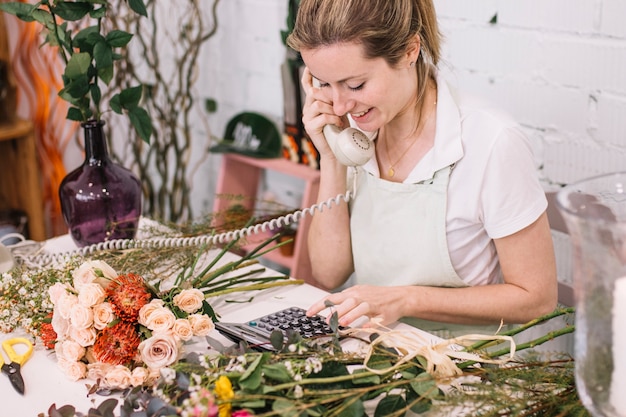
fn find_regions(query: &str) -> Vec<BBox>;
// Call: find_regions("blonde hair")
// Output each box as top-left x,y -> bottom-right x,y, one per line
287,0 -> 441,106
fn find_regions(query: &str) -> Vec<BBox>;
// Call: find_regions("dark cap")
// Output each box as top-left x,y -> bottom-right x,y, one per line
210,112 -> 282,158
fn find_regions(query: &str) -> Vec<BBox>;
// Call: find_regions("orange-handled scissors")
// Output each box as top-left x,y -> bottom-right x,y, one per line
1,337 -> 33,395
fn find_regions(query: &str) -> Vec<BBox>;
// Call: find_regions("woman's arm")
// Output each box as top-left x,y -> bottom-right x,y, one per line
307,212 -> 558,326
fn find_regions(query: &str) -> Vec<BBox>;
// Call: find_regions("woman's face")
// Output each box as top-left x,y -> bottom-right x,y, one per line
301,41 -> 418,132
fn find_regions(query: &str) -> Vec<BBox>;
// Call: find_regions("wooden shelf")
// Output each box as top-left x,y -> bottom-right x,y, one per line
0,119 -> 46,241
213,153 -> 320,284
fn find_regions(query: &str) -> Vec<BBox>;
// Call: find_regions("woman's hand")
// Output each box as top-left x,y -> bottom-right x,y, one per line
306,285 -> 409,327
300,67 -> 347,160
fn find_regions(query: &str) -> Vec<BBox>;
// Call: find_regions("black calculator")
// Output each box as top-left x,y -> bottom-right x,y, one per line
215,306 -> 338,351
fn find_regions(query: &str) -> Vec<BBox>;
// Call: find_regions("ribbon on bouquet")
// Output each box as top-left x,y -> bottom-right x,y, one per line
342,320 -> 517,379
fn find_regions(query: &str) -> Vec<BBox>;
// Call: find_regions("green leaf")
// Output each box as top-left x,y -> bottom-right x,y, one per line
90,83 -> 101,108
65,52 -> 92,80
118,85 -> 143,109
106,30 -> 133,48
110,94 -> 122,114
94,41 -> 113,70
238,353 -> 268,391
89,5 -> 106,19
374,394 -> 405,417
337,398 -> 364,417
62,76 -> 90,98
0,2 -> 37,21
409,375 -> 440,399
73,26 -> 101,52
66,107 -> 84,122
32,9 -> 55,28
351,368 -> 380,385
272,398 -> 299,417
98,65 -> 114,85
128,0 -> 148,17
53,2 -> 92,21
261,363 -> 293,383
269,330 -> 284,350
128,107 -> 153,143
205,98 -> 218,113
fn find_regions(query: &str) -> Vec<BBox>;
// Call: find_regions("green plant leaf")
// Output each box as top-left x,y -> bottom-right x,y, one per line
272,398 -> 299,417
374,394 -> 406,417
261,363 -> 293,383
94,41 -> 113,70
338,398 -> 364,417
73,26 -> 101,52
128,106 -> 153,143
98,65 -> 114,85
53,1 -> 92,21
62,76 -> 90,98
110,94 -> 122,114
409,375 -> 440,399
106,30 -> 133,47
128,0 -> 148,17
65,52 -> 91,80
89,5 -> 106,19
90,83 -> 101,108
119,85 -> 143,109
351,368 -> 380,385
66,107 -> 84,122
0,2 -> 37,21
238,352 -> 269,390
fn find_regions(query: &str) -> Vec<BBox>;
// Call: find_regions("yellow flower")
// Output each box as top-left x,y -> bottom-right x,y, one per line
215,375 -> 234,417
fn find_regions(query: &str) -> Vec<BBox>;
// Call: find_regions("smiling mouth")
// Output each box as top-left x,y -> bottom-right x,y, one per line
351,108 -> 371,118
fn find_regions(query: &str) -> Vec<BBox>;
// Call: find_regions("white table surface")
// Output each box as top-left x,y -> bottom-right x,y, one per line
3,232 -> 439,416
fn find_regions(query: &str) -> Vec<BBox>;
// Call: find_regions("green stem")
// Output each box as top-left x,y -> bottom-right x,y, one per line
200,273 -> 288,293
203,279 -> 303,298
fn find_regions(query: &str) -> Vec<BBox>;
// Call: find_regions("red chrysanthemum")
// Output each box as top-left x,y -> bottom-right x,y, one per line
39,313 -> 57,350
105,273 -> 151,321
92,321 -> 141,365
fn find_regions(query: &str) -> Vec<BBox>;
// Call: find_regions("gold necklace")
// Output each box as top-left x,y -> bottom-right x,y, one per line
384,102 -> 436,178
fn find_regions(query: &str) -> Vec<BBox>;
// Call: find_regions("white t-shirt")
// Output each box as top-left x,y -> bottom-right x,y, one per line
357,74 -> 547,286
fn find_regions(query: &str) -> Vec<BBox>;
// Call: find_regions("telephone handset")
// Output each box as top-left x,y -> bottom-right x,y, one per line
323,124 -> 375,167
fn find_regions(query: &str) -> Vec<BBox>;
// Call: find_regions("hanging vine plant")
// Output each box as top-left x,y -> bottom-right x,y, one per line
102,0 -> 221,223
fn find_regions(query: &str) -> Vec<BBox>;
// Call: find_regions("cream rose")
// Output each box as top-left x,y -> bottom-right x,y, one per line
142,305 -> 176,333
104,365 -> 132,389
73,260 -> 117,290
56,339 -> 86,362
172,288 -> 204,314
172,318 -> 194,341
77,283 -> 106,307
56,292 -> 79,319
69,326 -> 97,347
138,332 -> 180,369
188,314 -> 215,336
92,302 -> 115,330
86,362 -> 113,381
57,358 -> 87,381
138,299 -> 165,327
51,309 -> 70,339
69,303 -> 94,330
130,367 -> 149,387
48,282 -> 71,305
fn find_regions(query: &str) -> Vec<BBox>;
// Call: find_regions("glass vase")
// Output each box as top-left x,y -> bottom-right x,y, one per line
59,120 -> 142,247
556,172 -> 626,417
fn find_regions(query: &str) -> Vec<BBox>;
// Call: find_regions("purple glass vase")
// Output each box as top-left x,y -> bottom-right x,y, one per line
59,120 -> 142,247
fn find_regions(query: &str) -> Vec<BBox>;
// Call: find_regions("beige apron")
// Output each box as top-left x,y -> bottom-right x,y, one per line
349,165 -> 503,337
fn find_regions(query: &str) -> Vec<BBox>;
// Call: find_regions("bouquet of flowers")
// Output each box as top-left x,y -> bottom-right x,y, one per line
41,259 -> 220,388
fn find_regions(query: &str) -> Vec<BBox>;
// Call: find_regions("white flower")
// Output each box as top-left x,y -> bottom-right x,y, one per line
87,362 -> 113,381
57,358 -> 87,381
68,326 -> 97,347
141,305 -> 176,333
92,302 -> 115,330
138,299 -> 166,327
48,282 -> 71,305
56,339 -> 86,362
104,365 -> 132,389
56,292 -> 79,319
172,288 -> 205,313
160,367 -> 177,384
77,283 -> 106,307
130,367 -> 150,387
172,318 -> 194,341
72,260 -> 117,290
51,309 -> 70,339
69,303 -> 94,330
188,314 -> 214,336
139,332 -> 180,369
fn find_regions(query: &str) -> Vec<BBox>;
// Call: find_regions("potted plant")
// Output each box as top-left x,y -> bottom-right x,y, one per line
0,0 -> 153,246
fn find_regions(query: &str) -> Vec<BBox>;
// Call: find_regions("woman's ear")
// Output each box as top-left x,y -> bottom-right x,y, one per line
406,34 -> 421,67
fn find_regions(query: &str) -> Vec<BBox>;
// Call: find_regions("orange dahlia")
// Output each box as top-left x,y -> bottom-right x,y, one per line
39,313 -> 57,349
92,321 -> 141,365
106,273 -> 151,321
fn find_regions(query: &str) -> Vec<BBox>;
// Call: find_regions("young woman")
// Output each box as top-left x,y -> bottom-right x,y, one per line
286,0 -> 557,334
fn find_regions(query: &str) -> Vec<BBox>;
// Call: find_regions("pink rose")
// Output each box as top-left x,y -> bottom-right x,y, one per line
57,358 -> 87,381
138,332 -> 180,369
78,283 -> 106,307
138,299 -> 165,327
55,339 -> 86,362
68,326 -> 97,347
173,289 -> 204,314
87,362 -> 113,380
57,292 -> 79,319
172,319 -> 194,341
92,302 -> 115,330
69,303 -> 94,330
104,365 -> 132,389
142,305 -> 176,333
72,260 -> 117,290
48,283 -> 71,305
51,309 -> 70,339
188,314 -> 215,336
130,367 -> 150,387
